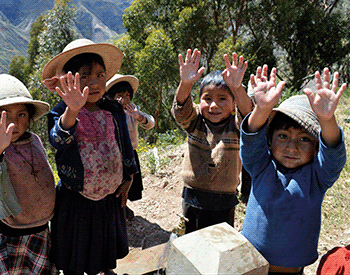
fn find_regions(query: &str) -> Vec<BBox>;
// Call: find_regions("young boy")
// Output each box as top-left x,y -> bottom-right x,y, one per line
172,48 -> 253,233
240,66 -> 347,274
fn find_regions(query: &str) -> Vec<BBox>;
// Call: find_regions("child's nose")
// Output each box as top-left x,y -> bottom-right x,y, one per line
210,101 -> 218,108
89,78 -> 99,86
287,139 -> 298,150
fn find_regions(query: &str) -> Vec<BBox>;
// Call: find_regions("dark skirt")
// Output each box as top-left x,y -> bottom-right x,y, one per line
51,185 -> 128,275
127,150 -> 143,201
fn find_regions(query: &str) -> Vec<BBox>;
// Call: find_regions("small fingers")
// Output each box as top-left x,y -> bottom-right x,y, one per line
256,66 -> 262,80
323,67 -> 330,90
232,52 -> 238,66
250,74 -> 257,88
336,83 -> 347,100
66,71 -> 74,88
178,54 -> 184,66
6,123 -> 14,136
185,49 -> 192,63
262,65 -> 268,79
330,71 -> 339,93
224,54 -> 231,68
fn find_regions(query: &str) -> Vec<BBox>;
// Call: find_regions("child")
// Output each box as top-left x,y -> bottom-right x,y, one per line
171,48 -> 253,233
105,74 -> 155,218
42,39 -> 138,275
240,66 -> 347,274
0,74 -> 57,274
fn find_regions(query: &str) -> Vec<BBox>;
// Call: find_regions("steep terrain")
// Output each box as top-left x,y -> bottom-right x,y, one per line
0,0 -> 131,72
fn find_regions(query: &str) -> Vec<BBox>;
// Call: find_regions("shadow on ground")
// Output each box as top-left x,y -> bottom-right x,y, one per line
127,215 -> 172,250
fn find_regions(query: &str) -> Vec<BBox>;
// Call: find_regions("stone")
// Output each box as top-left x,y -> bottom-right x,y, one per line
115,243 -> 168,274
166,222 -> 269,275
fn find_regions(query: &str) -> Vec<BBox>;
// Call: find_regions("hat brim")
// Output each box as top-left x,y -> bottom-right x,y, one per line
270,107 -> 320,140
106,74 -> 139,95
0,97 -> 50,121
42,43 -> 123,81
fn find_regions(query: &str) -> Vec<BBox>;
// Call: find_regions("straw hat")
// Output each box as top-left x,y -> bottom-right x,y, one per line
42,38 -> 123,81
272,94 -> 320,140
0,74 -> 50,120
106,74 -> 139,96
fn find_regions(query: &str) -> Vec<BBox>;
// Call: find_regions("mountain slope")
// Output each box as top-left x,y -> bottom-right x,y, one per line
0,10 -> 29,73
0,0 -> 131,72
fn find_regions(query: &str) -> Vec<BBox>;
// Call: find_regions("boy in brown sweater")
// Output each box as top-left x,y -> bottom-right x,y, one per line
172,49 -> 252,233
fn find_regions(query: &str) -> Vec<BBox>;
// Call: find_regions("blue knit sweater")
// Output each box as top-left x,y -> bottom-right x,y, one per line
240,115 -> 346,268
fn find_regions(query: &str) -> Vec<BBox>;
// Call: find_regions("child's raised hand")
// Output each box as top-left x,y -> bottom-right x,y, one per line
304,68 -> 346,121
42,76 -> 60,93
178,49 -> 205,85
222,52 -> 248,90
0,111 -> 14,154
125,103 -> 141,120
251,65 -> 285,110
56,72 -> 89,112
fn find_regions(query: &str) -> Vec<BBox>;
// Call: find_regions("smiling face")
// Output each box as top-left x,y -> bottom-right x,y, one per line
1,103 -> 30,142
199,84 -> 235,123
271,126 -> 318,169
78,61 -> 107,109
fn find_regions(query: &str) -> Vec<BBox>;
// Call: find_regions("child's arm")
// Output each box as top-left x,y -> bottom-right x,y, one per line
304,68 -> 347,147
55,72 -> 89,130
247,66 -> 285,133
0,111 -> 14,155
126,103 -> 155,129
222,53 -> 252,117
175,49 -> 205,105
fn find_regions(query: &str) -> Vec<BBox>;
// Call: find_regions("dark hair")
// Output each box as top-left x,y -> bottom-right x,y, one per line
63,53 -> 106,74
267,112 -> 305,144
106,81 -> 134,100
199,70 -> 234,100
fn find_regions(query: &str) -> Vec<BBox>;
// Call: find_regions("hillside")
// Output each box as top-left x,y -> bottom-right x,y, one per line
0,11 -> 29,73
0,0 -> 132,72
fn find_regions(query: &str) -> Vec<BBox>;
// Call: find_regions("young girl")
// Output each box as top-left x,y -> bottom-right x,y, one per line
0,74 -> 57,274
42,39 -> 138,275
240,66 -> 346,274
105,74 -> 155,219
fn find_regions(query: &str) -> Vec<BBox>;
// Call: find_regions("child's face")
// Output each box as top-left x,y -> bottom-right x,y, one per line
78,62 -> 106,106
200,85 -> 235,123
114,91 -> 131,109
271,126 -> 318,169
1,104 -> 29,142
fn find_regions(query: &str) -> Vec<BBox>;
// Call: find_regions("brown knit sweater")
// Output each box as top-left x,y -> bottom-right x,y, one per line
172,96 -> 242,194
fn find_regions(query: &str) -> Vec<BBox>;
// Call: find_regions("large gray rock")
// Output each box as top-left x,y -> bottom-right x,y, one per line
167,222 -> 269,275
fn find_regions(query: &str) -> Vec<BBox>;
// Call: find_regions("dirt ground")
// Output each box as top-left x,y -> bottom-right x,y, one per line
125,143 -> 350,274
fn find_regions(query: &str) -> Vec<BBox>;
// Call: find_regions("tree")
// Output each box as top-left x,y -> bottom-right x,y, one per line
9,56 -> 31,86
123,0 -> 250,71
134,29 -> 178,136
246,0 -> 350,90
28,0 -> 78,145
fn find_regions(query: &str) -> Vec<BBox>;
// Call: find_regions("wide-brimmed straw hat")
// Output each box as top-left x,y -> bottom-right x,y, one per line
42,38 -> 123,81
106,74 -> 139,98
0,74 -> 50,120
271,94 -> 320,140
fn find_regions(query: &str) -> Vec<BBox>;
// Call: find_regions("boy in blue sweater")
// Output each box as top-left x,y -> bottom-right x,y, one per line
240,66 -> 347,274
